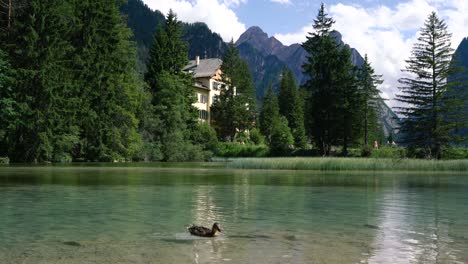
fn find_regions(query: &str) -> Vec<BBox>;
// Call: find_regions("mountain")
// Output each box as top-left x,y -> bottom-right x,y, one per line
236,26 -> 308,90
449,37 -> 468,140
235,27 -> 366,99
120,4 -> 399,138
121,0 -> 226,72
236,26 -> 397,137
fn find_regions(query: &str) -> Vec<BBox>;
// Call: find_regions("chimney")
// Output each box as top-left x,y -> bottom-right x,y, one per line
196,56 -> 200,66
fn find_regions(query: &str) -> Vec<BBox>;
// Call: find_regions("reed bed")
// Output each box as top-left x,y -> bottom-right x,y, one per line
228,157 -> 468,171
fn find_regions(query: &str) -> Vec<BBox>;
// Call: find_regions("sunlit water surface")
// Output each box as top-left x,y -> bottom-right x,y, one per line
0,164 -> 467,264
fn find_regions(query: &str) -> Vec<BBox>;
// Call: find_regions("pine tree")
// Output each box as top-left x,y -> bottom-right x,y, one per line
270,116 -> 294,156
336,46 -> 361,156
211,41 -> 256,141
259,85 -> 279,143
144,10 -> 197,161
302,3 -> 359,155
2,0 -> 80,162
357,55 -> 383,148
72,0 -> 143,161
0,48 -> 16,156
278,69 -> 306,148
258,85 -> 293,155
396,12 -> 467,159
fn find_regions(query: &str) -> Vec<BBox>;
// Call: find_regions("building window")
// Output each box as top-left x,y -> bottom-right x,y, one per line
200,94 -> 208,104
199,110 -> 209,120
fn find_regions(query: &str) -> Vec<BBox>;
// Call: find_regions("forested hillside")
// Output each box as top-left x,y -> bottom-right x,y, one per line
121,0 -> 226,72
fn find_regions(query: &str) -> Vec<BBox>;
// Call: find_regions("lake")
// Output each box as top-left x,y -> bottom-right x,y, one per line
0,164 -> 467,263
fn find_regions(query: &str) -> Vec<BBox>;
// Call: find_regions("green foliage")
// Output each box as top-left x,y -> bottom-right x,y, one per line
0,0 -> 144,162
0,49 -> 16,156
278,69 -> 306,148
442,148 -> 468,160
249,128 -> 265,145
371,146 -> 407,159
302,4 -> 362,156
191,123 -> 218,152
0,157 -> 9,164
143,11 -> 199,161
183,22 -> 227,59
258,85 -> 279,142
396,12 -> 467,159
357,55 -> 383,147
214,142 -> 269,158
269,116 -> 294,156
211,42 -> 256,141
229,157 -> 468,171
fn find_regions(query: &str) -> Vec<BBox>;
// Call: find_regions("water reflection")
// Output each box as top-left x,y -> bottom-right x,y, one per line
0,165 -> 467,263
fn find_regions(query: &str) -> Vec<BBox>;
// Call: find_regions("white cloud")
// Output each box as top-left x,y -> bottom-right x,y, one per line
223,0 -> 247,7
270,0 -> 292,4
143,0 -> 247,42
274,0 -> 468,108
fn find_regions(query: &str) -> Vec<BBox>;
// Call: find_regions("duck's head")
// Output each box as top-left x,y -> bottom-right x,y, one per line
212,223 -> 222,233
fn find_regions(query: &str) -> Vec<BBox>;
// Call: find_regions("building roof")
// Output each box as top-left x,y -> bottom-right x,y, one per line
183,58 -> 222,78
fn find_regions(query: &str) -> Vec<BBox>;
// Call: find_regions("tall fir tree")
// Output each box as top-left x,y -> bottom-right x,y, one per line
1,0 -> 80,162
0,48 -> 16,156
259,85 -> 279,143
258,85 -> 293,155
278,69 -> 306,148
72,0 -> 143,161
144,10 -> 198,161
396,12 -> 467,159
211,41 -> 256,141
357,55 -> 383,148
302,3 -> 360,155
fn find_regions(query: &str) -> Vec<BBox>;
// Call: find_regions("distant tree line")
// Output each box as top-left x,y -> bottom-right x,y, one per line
0,2 -> 466,162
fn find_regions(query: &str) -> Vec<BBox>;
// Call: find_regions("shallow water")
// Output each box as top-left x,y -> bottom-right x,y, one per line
0,164 -> 467,263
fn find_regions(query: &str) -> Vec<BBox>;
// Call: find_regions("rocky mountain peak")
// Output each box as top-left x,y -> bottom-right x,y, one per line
236,26 -> 284,56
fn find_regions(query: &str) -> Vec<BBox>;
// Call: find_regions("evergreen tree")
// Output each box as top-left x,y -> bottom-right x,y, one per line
336,46 -> 361,156
270,116 -> 294,156
278,69 -> 306,148
144,10 -> 197,161
357,55 -> 383,147
396,12 -> 467,159
0,49 -> 16,156
211,41 -> 256,141
259,85 -> 279,143
302,3 -> 360,155
258,85 -> 293,155
2,0 -> 79,162
72,0 -> 143,161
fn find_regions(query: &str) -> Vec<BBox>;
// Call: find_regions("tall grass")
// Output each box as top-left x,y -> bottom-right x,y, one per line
228,157 -> 468,171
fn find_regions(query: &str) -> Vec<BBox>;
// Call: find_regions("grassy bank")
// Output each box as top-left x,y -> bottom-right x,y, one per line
228,157 -> 468,171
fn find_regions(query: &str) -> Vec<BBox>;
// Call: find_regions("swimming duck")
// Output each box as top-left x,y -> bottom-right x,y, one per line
188,223 -> 222,237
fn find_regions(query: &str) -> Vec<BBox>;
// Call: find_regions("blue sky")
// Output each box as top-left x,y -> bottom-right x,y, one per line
233,0 -> 403,36
143,0 -> 468,105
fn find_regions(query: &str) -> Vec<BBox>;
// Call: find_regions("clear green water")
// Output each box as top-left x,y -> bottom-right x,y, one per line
0,164 -> 468,264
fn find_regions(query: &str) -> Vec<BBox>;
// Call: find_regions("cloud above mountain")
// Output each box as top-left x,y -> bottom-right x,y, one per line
143,0 -> 247,42
274,0 -> 468,106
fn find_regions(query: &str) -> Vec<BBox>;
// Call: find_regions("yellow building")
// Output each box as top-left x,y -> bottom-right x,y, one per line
183,56 -> 223,124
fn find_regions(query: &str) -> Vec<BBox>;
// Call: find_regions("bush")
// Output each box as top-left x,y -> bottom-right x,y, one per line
361,146 -> 372,157
249,128 -> 265,145
442,148 -> 468,159
0,157 -> 9,164
191,123 -> 218,152
214,142 -> 269,157
269,116 -> 294,156
371,146 -> 406,159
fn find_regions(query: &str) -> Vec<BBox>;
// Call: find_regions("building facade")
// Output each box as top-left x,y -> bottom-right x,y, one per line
183,56 -> 224,124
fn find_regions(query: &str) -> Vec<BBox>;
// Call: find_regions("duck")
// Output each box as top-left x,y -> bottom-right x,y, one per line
188,223 -> 222,237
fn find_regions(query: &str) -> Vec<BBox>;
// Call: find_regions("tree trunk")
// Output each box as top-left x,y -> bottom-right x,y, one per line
8,0 -> 11,29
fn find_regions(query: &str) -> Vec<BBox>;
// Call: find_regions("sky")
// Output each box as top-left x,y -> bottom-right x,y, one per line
142,0 -> 468,106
